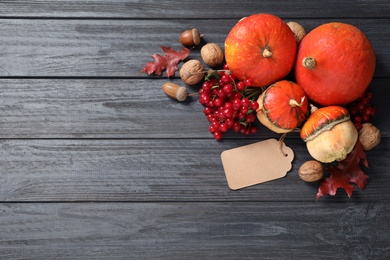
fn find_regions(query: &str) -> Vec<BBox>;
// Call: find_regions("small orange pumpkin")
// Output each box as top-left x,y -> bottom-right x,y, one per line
256,80 -> 309,133
300,106 -> 358,163
224,14 -> 297,87
294,22 -> 376,106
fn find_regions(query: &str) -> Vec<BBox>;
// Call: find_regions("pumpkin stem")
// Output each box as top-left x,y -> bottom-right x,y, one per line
310,104 -> 318,113
302,57 -> 316,70
262,48 -> 272,58
289,96 -> 305,107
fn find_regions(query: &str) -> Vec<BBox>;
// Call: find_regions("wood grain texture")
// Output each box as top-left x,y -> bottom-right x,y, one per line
0,0 -> 389,19
0,202 -> 389,259
0,138 -> 388,202
0,19 -> 388,77
0,78 -> 387,139
0,1 -> 389,259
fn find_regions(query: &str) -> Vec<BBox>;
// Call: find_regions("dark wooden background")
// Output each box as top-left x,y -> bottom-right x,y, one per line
0,1 -> 389,259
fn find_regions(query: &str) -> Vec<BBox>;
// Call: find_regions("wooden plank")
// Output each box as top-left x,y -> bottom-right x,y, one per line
0,2 -> 387,260
0,138 -> 388,202
0,78 -> 387,139
0,78 -> 211,139
0,19 -> 388,77
0,0 -> 388,19
0,202 -> 388,259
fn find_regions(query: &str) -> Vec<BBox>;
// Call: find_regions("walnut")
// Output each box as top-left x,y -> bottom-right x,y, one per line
287,21 -> 306,44
359,123 -> 381,150
201,43 -> 224,67
179,59 -> 205,85
298,160 -> 323,182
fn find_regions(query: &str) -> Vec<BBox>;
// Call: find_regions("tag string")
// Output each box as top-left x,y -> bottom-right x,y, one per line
278,133 -> 288,157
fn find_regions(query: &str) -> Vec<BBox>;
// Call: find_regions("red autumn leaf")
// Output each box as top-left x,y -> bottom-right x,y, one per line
142,46 -> 190,77
142,53 -> 167,76
316,141 -> 369,200
160,46 -> 191,77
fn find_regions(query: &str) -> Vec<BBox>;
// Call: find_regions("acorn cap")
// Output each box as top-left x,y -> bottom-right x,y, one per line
192,28 -> 201,45
300,106 -> 350,141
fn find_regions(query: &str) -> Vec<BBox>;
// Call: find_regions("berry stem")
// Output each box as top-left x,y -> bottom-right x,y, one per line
187,92 -> 199,97
244,87 -> 265,100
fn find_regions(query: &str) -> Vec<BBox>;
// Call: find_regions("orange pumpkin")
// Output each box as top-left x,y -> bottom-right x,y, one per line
300,106 -> 358,163
294,22 -> 376,106
224,14 -> 297,87
256,80 -> 309,133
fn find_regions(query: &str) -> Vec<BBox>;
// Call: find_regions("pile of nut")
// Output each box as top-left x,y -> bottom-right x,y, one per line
162,28 -> 224,101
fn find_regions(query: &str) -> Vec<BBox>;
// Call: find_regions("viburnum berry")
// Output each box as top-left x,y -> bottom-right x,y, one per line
199,93 -> 210,105
213,97 -> 224,107
213,131 -> 223,140
232,98 -> 241,110
237,112 -> 246,120
241,97 -> 250,107
357,102 -> 366,111
347,88 -> 377,130
236,81 -> 245,91
354,122 -> 363,131
221,74 -> 232,84
240,106 -> 249,114
203,107 -> 213,115
209,125 -> 217,133
225,118 -> 234,128
202,82 -> 213,93
223,84 -> 234,94
245,113 -> 256,123
354,115 -> 363,123
249,125 -> 257,134
250,101 -> 259,110
197,67 -> 263,141
219,123 -> 229,133
223,107 -> 234,119
245,78 -> 253,87
349,105 -> 359,116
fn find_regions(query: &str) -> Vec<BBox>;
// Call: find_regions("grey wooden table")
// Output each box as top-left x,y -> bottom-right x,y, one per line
0,1 -> 389,259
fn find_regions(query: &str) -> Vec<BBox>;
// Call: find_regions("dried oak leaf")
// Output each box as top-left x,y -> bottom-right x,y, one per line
142,46 -> 190,77
316,141 -> 369,200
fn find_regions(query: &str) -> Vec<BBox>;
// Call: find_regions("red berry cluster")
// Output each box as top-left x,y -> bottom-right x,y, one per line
198,64 -> 263,141
347,89 -> 377,131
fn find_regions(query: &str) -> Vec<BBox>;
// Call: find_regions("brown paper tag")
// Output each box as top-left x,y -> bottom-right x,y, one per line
221,138 -> 294,190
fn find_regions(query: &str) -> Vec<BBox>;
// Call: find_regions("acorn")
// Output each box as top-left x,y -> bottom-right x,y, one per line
179,28 -> 202,47
162,82 -> 188,102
